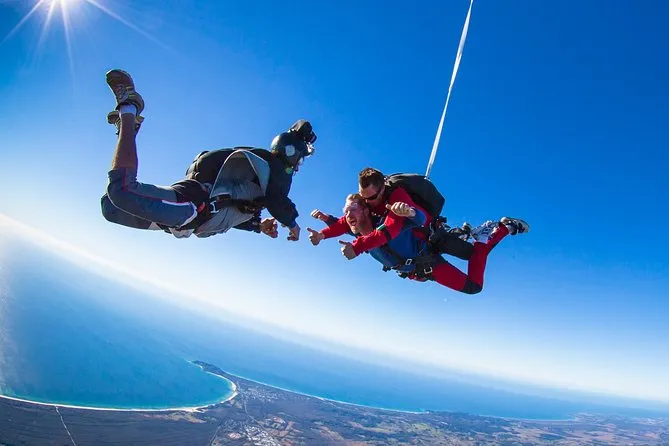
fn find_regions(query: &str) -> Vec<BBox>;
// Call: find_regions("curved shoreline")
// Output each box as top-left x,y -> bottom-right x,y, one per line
222,372 -> 577,421
0,375 -> 238,413
225,371 -> 428,415
0,372 -> 576,421
0,360 -> 579,421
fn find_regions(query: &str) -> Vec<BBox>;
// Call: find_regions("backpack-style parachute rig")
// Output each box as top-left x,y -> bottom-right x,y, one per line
384,173 -> 474,262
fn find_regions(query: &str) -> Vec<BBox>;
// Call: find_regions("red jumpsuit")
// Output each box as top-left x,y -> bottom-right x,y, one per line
321,187 -> 508,294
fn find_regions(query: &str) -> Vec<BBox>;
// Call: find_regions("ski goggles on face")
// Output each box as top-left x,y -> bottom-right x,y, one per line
293,144 -> 315,170
291,145 -> 315,171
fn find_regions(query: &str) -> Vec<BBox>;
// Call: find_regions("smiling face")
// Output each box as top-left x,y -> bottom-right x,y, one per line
343,194 -> 371,235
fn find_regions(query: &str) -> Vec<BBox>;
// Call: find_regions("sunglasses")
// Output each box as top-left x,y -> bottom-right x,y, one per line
362,189 -> 382,202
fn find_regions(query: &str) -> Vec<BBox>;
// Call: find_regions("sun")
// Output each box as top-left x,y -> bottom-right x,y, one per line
51,0 -> 81,7
2,0 -> 166,77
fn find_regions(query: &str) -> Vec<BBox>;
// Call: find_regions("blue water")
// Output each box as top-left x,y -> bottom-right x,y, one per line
0,235 -> 234,409
1,232 -> 667,419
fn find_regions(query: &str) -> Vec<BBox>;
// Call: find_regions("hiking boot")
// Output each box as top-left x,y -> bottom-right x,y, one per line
107,110 -> 144,135
500,217 -> 530,235
105,69 -> 145,115
470,220 -> 499,244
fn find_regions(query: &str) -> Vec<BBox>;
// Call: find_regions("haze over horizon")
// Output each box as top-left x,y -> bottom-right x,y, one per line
1,0 -> 667,410
1,213 -> 668,414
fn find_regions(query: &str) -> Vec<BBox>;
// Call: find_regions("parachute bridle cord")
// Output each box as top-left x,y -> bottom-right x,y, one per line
425,0 -> 474,179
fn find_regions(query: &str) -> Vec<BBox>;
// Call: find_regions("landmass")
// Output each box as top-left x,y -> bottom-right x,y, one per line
1,360 -> 668,445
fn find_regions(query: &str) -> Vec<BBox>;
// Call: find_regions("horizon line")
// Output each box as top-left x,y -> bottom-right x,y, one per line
2,212 -> 669,410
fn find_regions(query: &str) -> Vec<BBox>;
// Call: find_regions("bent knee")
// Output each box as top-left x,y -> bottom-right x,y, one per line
461,279 -> 482,295
106,178 -> 126,203
101,194 -> 119,223
106,178 -> 141,211
105,168 -> 137,203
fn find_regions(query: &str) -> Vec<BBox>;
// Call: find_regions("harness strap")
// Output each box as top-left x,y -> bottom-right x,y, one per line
177,194 -> 266,231
396,253 -> 446,280
379,244 -> 406,271
208,194 -> 266,215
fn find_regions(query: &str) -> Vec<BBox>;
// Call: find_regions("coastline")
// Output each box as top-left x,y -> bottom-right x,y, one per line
0,370 -> 238,413
213,367 -> 576,421
190,363 -> 426,416
0,361 -> 578,421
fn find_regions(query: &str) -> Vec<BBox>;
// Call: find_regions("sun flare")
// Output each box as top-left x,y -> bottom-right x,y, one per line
2,0 -> 166,76
51,0 -> 80,8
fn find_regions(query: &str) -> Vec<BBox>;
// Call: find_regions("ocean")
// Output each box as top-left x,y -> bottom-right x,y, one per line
0,229 -> 665,419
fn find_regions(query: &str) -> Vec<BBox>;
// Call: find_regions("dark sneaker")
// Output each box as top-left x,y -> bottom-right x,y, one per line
105,69 -> 145,115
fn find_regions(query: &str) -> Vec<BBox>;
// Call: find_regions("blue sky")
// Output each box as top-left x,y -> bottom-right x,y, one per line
1,0 -> 668,404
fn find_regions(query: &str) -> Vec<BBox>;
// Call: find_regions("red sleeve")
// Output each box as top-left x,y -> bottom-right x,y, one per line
321,216 -> 350,239
351,188 -> 420,255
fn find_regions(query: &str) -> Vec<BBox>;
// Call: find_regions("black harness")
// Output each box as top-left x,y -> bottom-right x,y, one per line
379,243 -> 446,281
375,210 -> 473,280
177,193 -> 266,231
373,224 -> 445,281
158,167 -> 267,233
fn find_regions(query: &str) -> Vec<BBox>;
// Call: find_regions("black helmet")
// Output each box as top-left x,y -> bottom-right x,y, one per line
271,120 -> 316,173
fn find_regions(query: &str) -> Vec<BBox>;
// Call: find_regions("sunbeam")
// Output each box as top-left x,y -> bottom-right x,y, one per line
36,0 -> 58,53
1,0 -> 47,45
60,0 -> 75,85
2,0 -> 172,72
83,0 -> 170,50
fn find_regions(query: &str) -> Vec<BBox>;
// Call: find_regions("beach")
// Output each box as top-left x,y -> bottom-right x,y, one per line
0,368 -> 238,413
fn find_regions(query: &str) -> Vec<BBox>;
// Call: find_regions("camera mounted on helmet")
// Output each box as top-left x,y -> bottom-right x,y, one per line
271,119 -> 317,174
289,119 -> 317,145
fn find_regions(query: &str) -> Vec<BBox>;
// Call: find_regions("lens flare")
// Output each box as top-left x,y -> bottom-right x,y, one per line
2,0 -> 169,78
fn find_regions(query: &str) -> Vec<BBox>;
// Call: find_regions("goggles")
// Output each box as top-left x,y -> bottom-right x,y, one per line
294,142 -> 316,169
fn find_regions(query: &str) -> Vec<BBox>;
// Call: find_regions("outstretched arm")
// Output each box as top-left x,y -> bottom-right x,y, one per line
351,188 -> 425,255
321,216 -> 351,239
307,210 -> 353,246
265,193 -> 299,230
311,209 -> 339,227
250,148 -> 300,237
